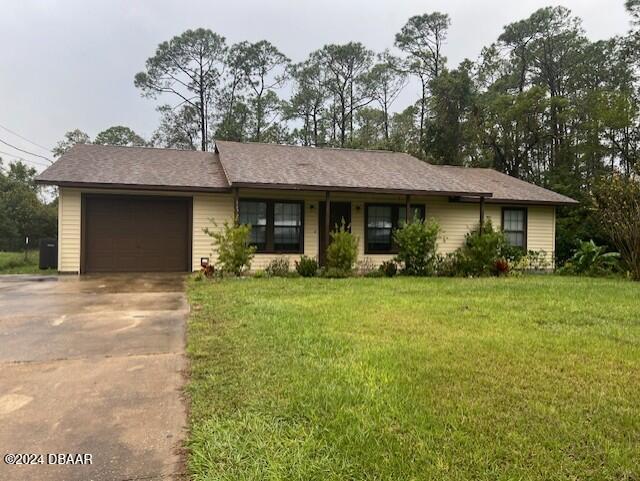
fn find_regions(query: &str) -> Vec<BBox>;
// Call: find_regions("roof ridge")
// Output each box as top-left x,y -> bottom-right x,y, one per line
213,148 -> 232,188
215,139 -> 412,155
75,143 -> 214,154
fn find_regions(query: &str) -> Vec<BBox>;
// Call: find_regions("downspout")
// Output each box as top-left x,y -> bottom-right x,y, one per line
233,187 -> 239,225
479,196 -> 485,235
405,194 -> 411,224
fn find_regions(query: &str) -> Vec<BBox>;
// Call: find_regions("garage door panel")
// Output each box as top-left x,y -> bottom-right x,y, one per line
84,196 -> 190,273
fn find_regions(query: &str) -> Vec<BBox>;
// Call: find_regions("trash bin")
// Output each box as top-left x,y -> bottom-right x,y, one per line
39,238 -> 58,270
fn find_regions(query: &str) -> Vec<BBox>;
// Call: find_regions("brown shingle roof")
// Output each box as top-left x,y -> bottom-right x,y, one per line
435,166 -> 578,205
36,141 -> 577,205
36,144 -> 229,191
215,140 -> 492,196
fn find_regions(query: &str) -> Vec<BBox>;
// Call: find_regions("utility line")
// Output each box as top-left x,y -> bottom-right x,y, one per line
0,149 -> 50,168
0,138 -> 53,164
0,123 -> 52,153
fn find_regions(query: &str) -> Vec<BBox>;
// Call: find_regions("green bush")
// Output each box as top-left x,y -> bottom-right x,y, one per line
511,250 -> 550,273
435,253 -> 458,277
321,267 -> 351,278
253,269 -> 267,278
265,257 -> 290,277
204,221 -> 256,276
295,256 -> 318,277
558,240 -> 620,276
447,220 -> 511,277
326,223 -> 359,273
379,260 -> 398,277
393,218 -> 440,276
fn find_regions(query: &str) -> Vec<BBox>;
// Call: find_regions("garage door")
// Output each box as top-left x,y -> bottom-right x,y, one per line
83,195 -> 191,273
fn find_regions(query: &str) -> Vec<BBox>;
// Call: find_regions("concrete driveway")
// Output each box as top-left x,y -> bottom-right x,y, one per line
0,274 -> 188,481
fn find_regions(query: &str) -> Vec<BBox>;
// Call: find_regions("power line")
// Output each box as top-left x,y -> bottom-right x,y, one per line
0,138 -> 53,164
0,149 -> 50,168
0,123 -> 52,153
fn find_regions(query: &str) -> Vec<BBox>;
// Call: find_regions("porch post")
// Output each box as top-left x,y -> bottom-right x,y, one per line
479,196 -> 485,235
405,194 -> 411,224
233,187 -> 239,225
325,191 -> 331,242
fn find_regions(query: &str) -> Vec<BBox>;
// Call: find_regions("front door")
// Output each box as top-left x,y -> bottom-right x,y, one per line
318,201 -> 351,266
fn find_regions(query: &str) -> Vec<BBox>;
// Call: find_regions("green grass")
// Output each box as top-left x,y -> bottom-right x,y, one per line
187,276 -> 640,481
0,250 -> 51,274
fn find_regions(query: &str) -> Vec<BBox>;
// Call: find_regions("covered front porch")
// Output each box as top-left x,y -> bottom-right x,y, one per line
227,188 -> 490,269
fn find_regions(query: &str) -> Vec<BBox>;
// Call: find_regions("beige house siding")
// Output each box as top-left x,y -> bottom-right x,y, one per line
525,205 -> 556,267
58,188 -> 82,273
56,187 -> 556,273
192,194 -> 234,271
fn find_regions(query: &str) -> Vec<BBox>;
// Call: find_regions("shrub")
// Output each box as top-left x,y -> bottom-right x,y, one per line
295,256 -> 319,277
495,258 -> 509,276
448,220 -> 510,277
321,267 -> 351,278
593,176 -> 640,280
379,260 -> 398,277
265,257 -> 290,277
511,250 -> 550,273
393,218 -> 440,276
558,240 -> 620,276
435,253 -> 458,277
326,223 -> 359,273
253,269 -> 267,278
204,221 -> 256,276
355,257 -> 376,276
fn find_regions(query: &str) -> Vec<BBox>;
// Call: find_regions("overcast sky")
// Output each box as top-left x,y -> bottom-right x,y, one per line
0,0 -> 632,171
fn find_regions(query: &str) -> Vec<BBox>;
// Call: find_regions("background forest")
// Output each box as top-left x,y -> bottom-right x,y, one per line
4,2 -> 640,265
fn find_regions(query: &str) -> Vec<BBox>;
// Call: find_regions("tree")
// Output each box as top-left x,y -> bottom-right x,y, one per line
285,57 -> 328,146
215,43 -> 250,141
151,104 -> 201,150
593,175 -> 640,280
352,107 -> 385,148
313,42 -> 374,147
426,62 -> 475,165
94,126 -> 146,147
497,7 -> 587,170
234,40 -> 289,142
395,12 -> 450,155
626,0 -> 640,47
363,51 -> 407,143
52,129 -> 90,157
0,159 -> 57,250
134,29 -> 227,151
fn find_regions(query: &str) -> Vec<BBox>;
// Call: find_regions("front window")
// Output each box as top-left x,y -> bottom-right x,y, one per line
502,208 -> 527,249
239,199 -> 303,253
274,202 -> 302,252
239,201 -> 267,251
366,204 -> 425,253
367,205 -> 394,252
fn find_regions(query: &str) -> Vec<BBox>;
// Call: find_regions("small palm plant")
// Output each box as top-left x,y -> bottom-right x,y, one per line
563,240 -> 620,276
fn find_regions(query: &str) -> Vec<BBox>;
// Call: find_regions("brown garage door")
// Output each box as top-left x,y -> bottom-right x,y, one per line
83,195 -> 191,273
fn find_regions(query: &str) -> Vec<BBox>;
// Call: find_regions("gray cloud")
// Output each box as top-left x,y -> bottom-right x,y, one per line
0,0 -> 631,171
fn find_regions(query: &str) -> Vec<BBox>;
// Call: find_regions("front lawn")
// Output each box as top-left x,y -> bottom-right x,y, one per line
187,276 -> 639,480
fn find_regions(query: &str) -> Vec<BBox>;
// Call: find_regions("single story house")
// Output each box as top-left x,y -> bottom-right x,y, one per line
36,141 -> 577,274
